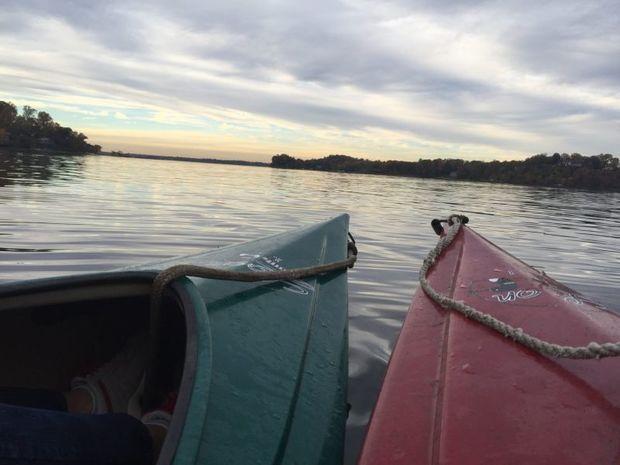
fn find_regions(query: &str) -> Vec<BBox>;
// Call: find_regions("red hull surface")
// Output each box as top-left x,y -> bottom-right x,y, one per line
358,225 -> 620,465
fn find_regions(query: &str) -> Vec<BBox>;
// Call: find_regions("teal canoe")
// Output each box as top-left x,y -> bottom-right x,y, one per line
0,214 -> 352,465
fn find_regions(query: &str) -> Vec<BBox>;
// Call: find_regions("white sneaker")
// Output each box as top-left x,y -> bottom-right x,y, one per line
71,332 -> 148,415
141,392 -> 177,430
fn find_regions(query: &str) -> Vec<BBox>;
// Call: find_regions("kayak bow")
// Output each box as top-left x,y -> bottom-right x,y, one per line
359,216 -> 620,465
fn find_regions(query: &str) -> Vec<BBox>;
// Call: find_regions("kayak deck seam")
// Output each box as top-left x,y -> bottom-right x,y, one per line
430,233 -> 464,465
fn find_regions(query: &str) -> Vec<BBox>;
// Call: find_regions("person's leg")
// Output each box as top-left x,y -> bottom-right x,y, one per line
0,332 -> 171,465
0,402 -> 153,465
0,387 -> 67,411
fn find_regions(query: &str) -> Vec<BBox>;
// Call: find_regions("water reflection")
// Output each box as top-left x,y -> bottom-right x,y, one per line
0,151 -> 86,187
0,153 -> 619,464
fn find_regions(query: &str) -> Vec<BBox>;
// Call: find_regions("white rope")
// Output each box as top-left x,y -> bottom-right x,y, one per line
420,215 -> 620,359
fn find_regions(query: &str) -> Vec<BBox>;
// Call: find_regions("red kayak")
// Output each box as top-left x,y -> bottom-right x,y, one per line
358,217 -> 620,465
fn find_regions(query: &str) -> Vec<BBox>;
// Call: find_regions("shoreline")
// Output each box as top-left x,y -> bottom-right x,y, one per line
3,149 -> 618,193
100,151 -> 269,167
99,151 -> 619,193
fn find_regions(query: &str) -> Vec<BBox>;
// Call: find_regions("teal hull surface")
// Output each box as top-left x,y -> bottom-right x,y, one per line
150,215 -> 351,465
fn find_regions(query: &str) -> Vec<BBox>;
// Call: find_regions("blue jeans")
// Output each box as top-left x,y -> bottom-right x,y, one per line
0,388 -> 153,465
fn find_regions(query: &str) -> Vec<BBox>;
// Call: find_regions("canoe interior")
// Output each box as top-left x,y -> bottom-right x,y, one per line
0,290 -> 186,400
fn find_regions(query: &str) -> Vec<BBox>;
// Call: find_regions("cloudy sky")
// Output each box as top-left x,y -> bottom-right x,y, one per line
2,0 -> 619,161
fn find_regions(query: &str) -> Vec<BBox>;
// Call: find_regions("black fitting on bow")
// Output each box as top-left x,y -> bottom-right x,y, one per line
347,232 -> 358,267
431,219 -> 444,236
431,215 -> 470,236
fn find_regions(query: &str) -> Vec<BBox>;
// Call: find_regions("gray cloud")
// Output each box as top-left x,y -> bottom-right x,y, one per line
2,0 -> 619,158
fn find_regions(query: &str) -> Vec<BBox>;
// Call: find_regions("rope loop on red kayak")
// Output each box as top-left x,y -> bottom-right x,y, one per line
421,215 -> 620,359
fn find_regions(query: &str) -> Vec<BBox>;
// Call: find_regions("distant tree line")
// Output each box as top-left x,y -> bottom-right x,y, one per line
106,150 -> 269,167
271,153 -> 620,191
0,101 -> 101,153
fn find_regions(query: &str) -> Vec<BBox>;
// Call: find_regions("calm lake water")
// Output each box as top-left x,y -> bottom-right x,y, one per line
1,152 -> 619,462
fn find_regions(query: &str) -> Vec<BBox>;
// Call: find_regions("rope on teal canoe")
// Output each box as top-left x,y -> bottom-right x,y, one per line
420,215 -> 620,359
143,237 -> 358,408
150,236 -> 357,315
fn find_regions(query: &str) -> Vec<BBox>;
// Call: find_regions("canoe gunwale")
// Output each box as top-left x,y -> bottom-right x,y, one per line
157,277 -> 209,465
0,271 -> 157,311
